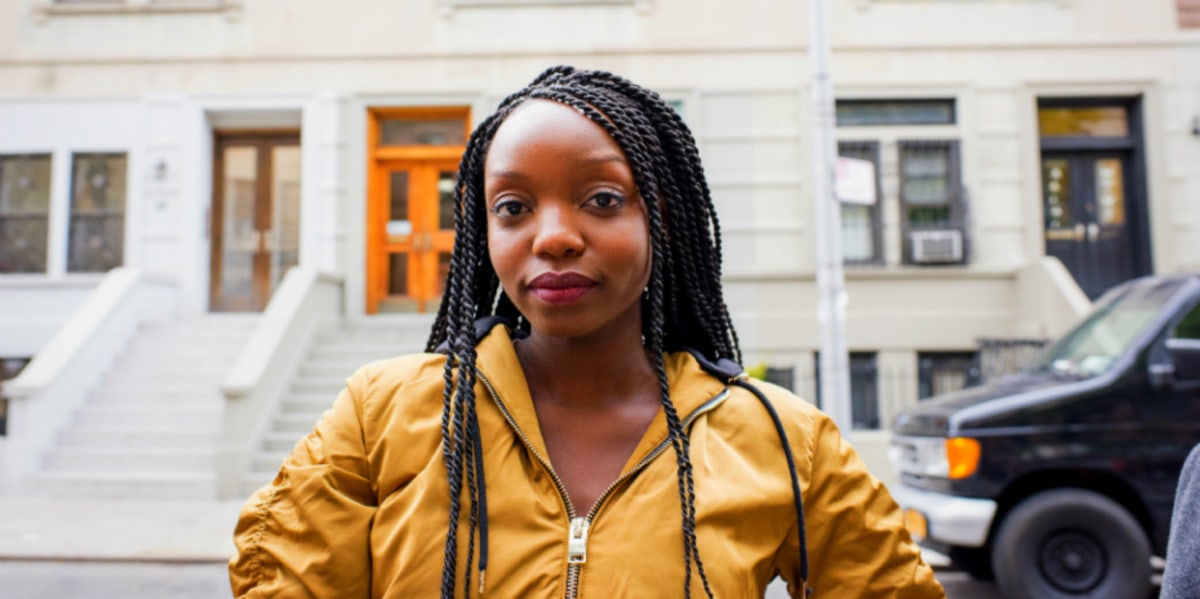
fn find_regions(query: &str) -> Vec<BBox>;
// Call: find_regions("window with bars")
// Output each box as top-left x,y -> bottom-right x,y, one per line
815,352 -> 881,430
67,153 -> 127,273
0,155 -> 53,274
900,140 -> 967,264
838,141 -> 883,265
917,351 -> 981,400
835,98 -> 968,267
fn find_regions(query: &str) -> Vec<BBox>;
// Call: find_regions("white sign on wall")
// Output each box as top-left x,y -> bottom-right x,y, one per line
836,156 -> 877,205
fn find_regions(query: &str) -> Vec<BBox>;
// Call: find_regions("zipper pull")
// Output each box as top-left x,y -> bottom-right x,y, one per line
568,517 -> 589,564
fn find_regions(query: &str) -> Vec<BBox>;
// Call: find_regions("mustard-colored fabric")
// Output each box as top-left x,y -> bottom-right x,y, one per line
230,325 -> 945,598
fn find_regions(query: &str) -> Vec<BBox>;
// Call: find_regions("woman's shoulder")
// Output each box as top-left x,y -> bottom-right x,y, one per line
342,352 -> 451,412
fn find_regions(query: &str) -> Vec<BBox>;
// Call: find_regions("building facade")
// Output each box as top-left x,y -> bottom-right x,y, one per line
2,0 -> 1199,477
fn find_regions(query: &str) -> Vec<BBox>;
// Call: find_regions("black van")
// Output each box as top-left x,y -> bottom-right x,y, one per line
890,273 -> 1200,599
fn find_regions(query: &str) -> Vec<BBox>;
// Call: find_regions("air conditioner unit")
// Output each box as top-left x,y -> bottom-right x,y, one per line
910,230 -> 963,264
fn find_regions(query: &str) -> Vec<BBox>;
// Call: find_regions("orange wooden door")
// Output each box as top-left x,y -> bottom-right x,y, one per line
367,159 -> 458,313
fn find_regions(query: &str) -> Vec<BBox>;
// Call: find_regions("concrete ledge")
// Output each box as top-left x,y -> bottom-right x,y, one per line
0,498 -> 241,563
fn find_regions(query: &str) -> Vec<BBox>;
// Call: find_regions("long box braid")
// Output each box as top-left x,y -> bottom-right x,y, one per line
425,65 -> 741,599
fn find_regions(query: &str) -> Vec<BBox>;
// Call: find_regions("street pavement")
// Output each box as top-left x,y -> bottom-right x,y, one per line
0,496 -> 999,598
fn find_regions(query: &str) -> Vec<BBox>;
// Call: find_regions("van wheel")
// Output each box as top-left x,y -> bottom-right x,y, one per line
991,489 -> 1151,599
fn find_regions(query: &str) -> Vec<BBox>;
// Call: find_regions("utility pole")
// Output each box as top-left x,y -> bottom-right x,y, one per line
808,0 -> 853,435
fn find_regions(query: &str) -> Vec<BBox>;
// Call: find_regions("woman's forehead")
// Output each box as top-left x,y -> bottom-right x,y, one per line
484,99 -> 628,174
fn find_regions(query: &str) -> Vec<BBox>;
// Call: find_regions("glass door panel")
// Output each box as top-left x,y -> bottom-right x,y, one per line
372,160 -> 458,313
211,133 -> 301,312
1040,152 -> 1134,299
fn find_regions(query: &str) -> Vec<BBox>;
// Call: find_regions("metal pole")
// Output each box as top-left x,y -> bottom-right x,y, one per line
808,0 -> 853,435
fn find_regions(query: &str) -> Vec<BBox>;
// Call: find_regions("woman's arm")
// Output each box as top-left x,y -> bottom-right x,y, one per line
229,374 -> 377,599
787,409 -> 945,598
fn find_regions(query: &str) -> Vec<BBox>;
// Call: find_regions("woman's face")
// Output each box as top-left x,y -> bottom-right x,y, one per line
484,99 -> 652,341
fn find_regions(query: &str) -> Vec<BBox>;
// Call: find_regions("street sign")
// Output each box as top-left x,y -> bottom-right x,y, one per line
836,156 -> 877,205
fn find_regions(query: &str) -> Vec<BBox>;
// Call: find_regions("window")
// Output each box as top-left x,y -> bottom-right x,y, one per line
835,99 -> 967,267
815,352 -> 880,430
0,357 -> 32,436
0,155 -> 53,274
900,140 -> 967,264
918,352 -> 981,400
67,153 -> 127,273
836,99 -> 955,127
838,141 -> 883,264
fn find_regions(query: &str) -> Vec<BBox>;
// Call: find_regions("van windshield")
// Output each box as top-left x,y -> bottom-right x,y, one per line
1030,279 -> 1185,379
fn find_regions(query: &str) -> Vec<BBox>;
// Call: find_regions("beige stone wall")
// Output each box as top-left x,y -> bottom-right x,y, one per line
2,0 -> 1198,434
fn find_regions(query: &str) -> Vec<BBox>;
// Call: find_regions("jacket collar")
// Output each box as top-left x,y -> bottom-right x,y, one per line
472,323 -> 729,474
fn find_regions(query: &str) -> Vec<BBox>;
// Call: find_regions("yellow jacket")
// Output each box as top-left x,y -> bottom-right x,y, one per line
230,324 -> 945,598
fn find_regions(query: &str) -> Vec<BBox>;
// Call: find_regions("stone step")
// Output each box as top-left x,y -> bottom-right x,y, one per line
282,394 -> 336,412
272,413 -> 323,434
89,388 -> 223,403
308,346 -> 410,361
73,405 -> 223,428
290,378 -> 345,395
264,431 -> 305,453
91,384 -> 225,397
251,452 -> 290,474
42,447 -> 216,472
58,427 -> 221,448
102,370 -> 232,386
297,362 -> 369,379
28,471 -> 217,499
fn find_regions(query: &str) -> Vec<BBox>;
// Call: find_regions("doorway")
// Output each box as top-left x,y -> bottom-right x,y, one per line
370,159 -> 458,313
210,131 -> 301,312
1038,98 -> 1151,299
366,107 -> 469,314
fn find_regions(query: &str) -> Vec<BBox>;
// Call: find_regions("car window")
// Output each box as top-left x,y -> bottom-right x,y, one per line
1172,301 -> 1200,340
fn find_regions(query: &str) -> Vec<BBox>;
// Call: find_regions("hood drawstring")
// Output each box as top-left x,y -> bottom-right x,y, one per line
469,406 -> 489,595
733,378 -> 812,596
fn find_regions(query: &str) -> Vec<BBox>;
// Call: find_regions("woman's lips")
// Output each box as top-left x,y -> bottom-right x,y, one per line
528,272 -> 597,305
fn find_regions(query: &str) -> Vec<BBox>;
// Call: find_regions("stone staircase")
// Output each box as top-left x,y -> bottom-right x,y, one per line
241,315 -> 434,495
30,315 -> 257,499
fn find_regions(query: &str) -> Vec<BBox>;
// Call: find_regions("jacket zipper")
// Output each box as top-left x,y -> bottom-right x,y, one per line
478,371 -> 730,599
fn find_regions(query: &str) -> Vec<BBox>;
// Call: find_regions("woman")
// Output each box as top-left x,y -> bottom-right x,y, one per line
230,66 -> 944,598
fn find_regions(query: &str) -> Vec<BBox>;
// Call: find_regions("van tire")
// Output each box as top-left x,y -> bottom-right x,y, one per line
991,489 -> 1151,599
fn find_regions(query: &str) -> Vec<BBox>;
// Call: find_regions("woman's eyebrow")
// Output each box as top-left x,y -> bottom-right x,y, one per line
486,154 -> 626,181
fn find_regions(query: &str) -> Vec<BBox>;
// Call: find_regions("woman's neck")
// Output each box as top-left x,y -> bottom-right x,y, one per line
515,324 -> 657,409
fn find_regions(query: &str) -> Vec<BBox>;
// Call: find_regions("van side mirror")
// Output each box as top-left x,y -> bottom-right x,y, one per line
1149,363 -> 1175,389
1164,339 -> 1200,384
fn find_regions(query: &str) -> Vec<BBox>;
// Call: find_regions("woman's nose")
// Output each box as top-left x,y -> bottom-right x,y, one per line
531,206 -> 584,258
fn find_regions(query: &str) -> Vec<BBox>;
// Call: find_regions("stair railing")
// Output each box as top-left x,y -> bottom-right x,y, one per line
218,267 -> 343,499
1,268 -> 178,493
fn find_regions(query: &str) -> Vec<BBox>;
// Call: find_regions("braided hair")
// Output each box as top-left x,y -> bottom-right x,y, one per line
426,65 -> 742,598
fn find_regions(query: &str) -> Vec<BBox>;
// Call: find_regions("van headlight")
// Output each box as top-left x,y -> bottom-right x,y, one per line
891,435 -> 981,480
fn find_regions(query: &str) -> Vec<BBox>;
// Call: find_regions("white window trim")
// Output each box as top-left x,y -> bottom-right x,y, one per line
438,0 -> 651,16
34,0 -> 242,23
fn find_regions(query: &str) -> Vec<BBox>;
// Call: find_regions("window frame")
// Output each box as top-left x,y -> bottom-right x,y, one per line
814,351 -> 881,430
66,152 -> 128,274
0,153 -> 54,275
898,139 -> 968,265
837,140 -> 884,266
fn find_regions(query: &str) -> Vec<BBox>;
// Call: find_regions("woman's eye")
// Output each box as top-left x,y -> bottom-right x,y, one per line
585,190 -> 625,210
492,199 -> 529,218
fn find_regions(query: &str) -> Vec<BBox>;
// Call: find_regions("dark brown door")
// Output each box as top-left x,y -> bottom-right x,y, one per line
210,132 -> 301,312
1041,152 -> 1135,300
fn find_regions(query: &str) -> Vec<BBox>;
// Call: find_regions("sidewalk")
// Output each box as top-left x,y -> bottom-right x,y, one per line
0,497 -> 242,563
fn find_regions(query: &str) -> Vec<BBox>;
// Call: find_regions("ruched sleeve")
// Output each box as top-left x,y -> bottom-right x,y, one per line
784,409 -> 945,598
229,372 -> 377,599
